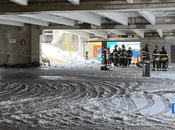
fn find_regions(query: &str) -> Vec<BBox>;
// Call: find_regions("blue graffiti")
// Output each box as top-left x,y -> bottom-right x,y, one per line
169,103 -> 175,114
132,50 -> 138,59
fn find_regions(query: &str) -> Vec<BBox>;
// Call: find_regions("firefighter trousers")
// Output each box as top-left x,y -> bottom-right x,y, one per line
153,60 -> 160,70
160,60 -> 168,70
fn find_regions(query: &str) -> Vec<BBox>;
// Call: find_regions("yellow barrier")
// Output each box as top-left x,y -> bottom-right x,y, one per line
43,57 -> 74,65
0,52 -> 31,57
65,37 -> 72,58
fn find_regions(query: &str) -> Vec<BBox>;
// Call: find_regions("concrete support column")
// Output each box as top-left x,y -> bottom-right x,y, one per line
78,36 -> 84,57
31,25 -> 41,63
102,41 -> 107,48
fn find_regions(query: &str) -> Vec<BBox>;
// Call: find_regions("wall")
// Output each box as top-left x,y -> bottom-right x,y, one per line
85,42 -> 93,58
78,36 -> 84,57
141,38 -> 175,62
0,25 -> 31,65
31,25 -> 41,63
51,31 -> 79,52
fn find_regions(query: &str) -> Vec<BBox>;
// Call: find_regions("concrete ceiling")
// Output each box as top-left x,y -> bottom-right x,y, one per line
1,0 -> 175,40
9,0 -> 28,6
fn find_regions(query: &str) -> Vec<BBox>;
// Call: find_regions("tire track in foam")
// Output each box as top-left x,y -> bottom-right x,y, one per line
140,95 -> 165,115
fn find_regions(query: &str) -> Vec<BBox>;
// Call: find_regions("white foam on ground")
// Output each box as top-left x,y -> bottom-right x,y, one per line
81,97 -> 121,114
151,67 -> 175,79
2,44 -> 175,129
163,93 -> 175,116
140,95 -> 165,115
136,82 -> 175,92
130,92 -> 148,109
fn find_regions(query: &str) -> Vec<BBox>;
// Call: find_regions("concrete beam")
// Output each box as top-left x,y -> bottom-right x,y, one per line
20,14 -> 75,26
133,29 -> 144,38
146,24 -> 175,29
53,12 -> 101,26
3,1 -> 175,13
9,0 -> 28,6
40,23 -> 175,30
138,11 -> 156,25
67,0 -> 80,5
96,12 -> 128,26
66,30 -> 90,39
156,29 -> 163,38
126,0 -> 133,3
0,15 -> 49,26
86,30 -> 107,39
109,30 -> 126,35
0,19 -> 24,26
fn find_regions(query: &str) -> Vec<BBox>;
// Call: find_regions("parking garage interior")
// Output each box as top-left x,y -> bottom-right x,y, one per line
1,0 -> 175,130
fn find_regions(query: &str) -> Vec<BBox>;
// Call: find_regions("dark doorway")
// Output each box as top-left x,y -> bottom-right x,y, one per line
171,45 -> 175,63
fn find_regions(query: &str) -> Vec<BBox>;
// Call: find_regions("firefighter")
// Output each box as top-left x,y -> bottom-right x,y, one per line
118,47 -> 122,67
106,48 -> 111,66
110,52 -> 114,65
102,47 -> 107,66
85,51 -> 88,60
127,47 -> 133,67
160,46 -> 169,71
152,45 -> 161,71
113,45 -> 118,67
120,45 -> 127,68
142,43 -> 150,62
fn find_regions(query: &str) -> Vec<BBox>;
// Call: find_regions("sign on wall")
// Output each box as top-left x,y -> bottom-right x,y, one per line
93,42 -> 102,60
20,39 -> 26,46
116,35 -> 137,38
9,39 -> 16,44
85,42 -> 102,60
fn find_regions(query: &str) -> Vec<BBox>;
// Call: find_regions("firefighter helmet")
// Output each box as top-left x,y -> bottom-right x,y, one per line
155,45 -> 159,48
162,46 -> 166,50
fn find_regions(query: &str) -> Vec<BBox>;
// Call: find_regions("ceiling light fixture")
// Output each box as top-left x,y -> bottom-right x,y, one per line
78,21 -> 83,24
165,18 -> 170,22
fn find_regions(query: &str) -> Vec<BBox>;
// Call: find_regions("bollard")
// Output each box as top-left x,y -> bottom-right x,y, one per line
142,59 -> 150,77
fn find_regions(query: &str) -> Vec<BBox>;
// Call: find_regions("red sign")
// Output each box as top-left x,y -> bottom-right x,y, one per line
20,39 -> 26,46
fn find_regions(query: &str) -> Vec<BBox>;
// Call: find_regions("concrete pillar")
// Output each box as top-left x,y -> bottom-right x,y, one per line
78,36 -> 84,57
102,41 -> 107,48
31,25 -> 42,63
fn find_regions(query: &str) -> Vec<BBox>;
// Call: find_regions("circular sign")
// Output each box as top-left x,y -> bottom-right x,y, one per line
20,39 -> 26,46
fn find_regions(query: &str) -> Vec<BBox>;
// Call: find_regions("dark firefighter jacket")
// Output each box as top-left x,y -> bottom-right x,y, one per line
113,49 -> 118,58
118,50 -> 121,58
127,50 -> 133,59
102,50 -> 106,59
160,50 -> 169,61
142,46 -> 149,60
152,49 -> 160,61
120,49 -> 127,59
106,50 -> 110,59
110,52 -> 113,59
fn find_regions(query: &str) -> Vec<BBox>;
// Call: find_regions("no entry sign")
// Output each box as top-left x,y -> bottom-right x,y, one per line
20,39 -> 26,46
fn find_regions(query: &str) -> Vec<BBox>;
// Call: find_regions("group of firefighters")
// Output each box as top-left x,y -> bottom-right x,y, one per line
142,44 -> 169,71
101,43 -> 169,71
102,45 -> 133,68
